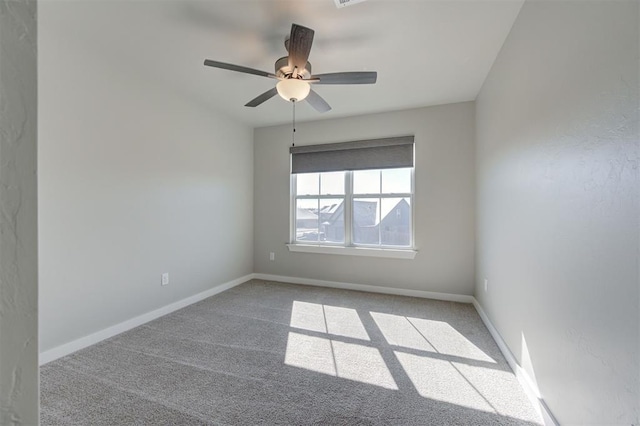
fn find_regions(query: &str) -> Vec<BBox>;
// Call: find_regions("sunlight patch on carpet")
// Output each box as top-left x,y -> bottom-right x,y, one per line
324,305 -> 370,341
290,301 -> 327,333
371,312 -> 495,363
331,340 -> 398,389
395,351 -> 495,413
407,318 -> 496,363
370,312 -> 435,351
285,332 -> 397,390
290,301 -> 370,341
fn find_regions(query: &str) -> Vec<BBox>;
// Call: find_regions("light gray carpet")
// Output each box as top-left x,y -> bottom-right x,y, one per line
41,280 -> 543,425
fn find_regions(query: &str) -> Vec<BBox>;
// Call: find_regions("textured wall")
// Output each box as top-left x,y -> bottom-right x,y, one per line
39,2 -> 253,353
254,103 -> 476,295
0,0 -> 39,424
475,0 -> 639,424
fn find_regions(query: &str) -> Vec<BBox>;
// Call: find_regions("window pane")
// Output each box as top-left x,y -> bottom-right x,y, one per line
296,173 -> 319,196
353,169 -> 380,195
296,199 -> 319,242
382,168 -> 411,194
353,198 -> 380,245
318,198 -> 344,243
320,171 -> 345,195
381,198 -> 411,246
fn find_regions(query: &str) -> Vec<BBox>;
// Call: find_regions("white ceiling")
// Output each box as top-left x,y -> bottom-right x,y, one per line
43,0 -> 524,127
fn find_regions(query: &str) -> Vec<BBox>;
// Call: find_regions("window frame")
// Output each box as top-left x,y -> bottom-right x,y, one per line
290,168 -> 416,254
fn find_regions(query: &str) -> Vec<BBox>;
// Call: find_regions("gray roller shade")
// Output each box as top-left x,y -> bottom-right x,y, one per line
290,135 -> 414,174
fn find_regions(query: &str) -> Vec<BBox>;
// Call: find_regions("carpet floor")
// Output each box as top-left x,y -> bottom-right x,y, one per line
41,280 -> 543,425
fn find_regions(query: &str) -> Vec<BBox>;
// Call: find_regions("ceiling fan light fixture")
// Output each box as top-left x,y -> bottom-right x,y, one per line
276,79 -> 310,102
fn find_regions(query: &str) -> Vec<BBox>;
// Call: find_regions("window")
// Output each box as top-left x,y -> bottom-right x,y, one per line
294,169 -> 413,248
290,136 -> 415,253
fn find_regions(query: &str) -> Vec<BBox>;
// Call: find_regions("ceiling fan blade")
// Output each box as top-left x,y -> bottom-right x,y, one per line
287,24 -> 314,74
245,87 -> 278,107
306,89 -> 331,113
204,59 -> 277,79
312,72 -> 377,85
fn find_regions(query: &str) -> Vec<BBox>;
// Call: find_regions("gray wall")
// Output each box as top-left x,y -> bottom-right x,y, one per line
0,0 -> 39,423
254,103 -> 476,294
38,3 -> 254,353
475,1 -> 639,424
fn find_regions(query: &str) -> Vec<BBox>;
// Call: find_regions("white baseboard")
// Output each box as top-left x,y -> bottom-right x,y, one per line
39,274 -> 253,365
253,273 -> 475,304
472,298 -> 559,426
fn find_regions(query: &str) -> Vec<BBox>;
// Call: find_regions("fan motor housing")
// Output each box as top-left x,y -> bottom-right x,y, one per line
275,56 -> 312,79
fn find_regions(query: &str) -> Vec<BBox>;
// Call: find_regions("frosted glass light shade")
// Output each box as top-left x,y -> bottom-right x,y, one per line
277,79 -> 311,102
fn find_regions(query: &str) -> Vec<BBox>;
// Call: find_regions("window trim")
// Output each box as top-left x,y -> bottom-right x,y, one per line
289,168 -> 416,256
286,243 -> 417,259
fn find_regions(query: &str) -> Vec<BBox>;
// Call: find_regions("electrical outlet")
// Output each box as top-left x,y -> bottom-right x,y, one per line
162,273 -> 169,286
484,279 -> 488,292
269,252 -> 275,261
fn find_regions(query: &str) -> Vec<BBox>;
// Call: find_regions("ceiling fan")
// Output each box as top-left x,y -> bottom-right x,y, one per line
203,23 -> 377,113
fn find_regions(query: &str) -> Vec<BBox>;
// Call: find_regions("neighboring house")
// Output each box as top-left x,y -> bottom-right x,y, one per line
379,198 -> 411,246
321,199 -> 410,245
319,202 -> 343,243
322,200 -> 376,242
296,207 -> 318,228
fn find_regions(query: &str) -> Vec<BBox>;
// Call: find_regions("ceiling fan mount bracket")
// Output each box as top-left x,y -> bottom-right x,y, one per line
275,56 -> 312,80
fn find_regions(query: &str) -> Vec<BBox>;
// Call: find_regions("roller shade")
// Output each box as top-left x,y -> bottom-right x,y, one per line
290,135 -> 414,174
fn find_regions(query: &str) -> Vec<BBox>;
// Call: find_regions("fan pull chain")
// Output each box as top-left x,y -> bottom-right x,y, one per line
291,100 -> 296,147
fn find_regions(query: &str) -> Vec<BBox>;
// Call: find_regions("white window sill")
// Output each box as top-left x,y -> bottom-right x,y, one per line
286,244 -> 417,259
